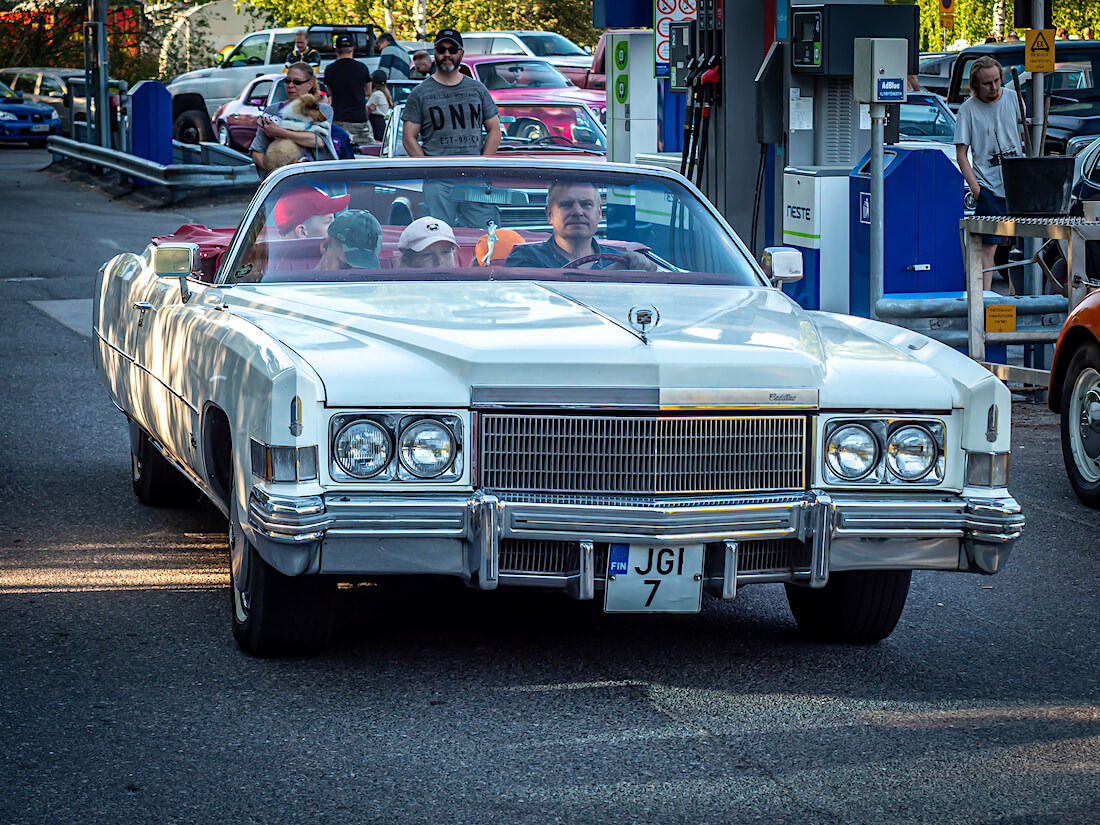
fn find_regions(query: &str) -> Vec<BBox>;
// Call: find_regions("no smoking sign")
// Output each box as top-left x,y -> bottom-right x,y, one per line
655,0 -> 697,75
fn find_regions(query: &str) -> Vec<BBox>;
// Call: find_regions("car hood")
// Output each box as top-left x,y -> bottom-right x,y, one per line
546,56 -> 594,68
227,280 -> 959,409
0,99 -> 55,117
168,68 -> 217,86
493,88 -> 606,107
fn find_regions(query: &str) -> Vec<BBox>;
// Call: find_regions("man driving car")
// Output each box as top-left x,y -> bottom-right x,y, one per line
505,181 -> 656,270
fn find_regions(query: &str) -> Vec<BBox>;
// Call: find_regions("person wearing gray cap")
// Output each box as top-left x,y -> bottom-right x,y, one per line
317,210 -> 383,270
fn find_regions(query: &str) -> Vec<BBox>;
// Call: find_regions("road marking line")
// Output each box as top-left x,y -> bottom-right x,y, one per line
30,298 -> 92,338
2,277 -> 45,282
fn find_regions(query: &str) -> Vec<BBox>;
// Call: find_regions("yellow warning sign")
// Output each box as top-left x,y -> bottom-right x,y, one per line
1026,29 -> 1055,73
986,304 -> 1017,333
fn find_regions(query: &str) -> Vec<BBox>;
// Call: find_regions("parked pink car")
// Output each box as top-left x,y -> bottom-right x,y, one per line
458,55 -> 606,122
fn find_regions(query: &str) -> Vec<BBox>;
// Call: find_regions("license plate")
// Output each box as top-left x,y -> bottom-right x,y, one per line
31,124 -> 48,132
604,543 -> 704,613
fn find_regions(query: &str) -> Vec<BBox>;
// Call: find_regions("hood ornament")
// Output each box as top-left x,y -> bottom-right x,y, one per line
628,305 -> 660,341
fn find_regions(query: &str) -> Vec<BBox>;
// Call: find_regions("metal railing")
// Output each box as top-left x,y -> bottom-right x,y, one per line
957,215 -> 1100,385
47,135 -> 259,191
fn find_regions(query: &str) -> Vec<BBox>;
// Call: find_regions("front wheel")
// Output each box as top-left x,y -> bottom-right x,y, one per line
131,428 -> 195,507
229,501 -> 335,657
785,570 -> 911,643
173,109 -> 212,145
1059,343 -> 1100,508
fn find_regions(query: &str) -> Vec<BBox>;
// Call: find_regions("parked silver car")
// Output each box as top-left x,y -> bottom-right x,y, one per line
0,67 -> 127,137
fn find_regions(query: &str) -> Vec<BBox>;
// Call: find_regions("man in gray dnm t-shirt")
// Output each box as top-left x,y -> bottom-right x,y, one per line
402,28 -> 502,229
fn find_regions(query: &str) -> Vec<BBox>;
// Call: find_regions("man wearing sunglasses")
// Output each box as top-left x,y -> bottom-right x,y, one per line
402,29 -> 502,228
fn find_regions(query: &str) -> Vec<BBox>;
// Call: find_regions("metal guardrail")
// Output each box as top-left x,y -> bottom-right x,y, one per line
47,135 -> 259,190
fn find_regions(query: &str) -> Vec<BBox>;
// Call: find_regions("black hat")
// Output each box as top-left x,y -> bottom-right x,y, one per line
327,210 -> 382,268
434,29 -> 463,49
334,33 -> 353,48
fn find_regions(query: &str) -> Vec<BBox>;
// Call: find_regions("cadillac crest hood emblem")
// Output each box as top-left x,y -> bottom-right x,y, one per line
628,304 -> 660,336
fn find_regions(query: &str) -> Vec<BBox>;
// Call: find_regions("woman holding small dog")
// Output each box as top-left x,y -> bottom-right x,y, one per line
250,62 -> 338,176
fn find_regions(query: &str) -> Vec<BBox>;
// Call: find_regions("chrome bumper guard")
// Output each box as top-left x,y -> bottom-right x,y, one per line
247,488 -> 1024,587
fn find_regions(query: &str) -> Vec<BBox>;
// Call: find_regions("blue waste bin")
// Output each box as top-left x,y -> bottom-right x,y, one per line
849,146 -> 964,316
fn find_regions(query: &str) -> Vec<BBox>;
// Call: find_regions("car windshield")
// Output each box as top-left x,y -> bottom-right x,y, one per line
220,165 -> 758,287
0,81 -> 18,100
498,102 -> 605,149
384,102 -> 606,156
519,33 -> 586,57
476,60 -> 571,89
898,96 -> 955,140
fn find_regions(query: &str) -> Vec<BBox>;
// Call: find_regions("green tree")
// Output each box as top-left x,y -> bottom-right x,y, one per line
238,0 -> 600,46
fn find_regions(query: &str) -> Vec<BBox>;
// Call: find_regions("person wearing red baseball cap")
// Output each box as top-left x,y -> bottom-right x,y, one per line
272,186 -> 351,238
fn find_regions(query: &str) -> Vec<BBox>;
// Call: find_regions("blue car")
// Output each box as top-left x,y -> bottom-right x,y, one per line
0,79 -> 60,145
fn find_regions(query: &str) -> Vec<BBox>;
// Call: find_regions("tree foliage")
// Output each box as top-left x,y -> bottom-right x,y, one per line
0,0 -> 222,82
914,0 -> 1100,51
238,0 -> 600,46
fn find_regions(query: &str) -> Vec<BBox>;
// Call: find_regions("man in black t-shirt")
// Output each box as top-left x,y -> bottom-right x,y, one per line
323,33 -> 373,145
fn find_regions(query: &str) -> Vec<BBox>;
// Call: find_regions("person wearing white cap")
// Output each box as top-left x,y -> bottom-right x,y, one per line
398,216 -> 459,268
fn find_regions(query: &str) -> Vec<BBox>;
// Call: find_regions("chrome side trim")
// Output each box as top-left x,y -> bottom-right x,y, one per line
249,489 -> 327,542
965,496 -> 1025,542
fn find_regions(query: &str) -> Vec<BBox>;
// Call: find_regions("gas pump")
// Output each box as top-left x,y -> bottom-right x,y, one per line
607,31 -> 658,164
778,1 -> 918,312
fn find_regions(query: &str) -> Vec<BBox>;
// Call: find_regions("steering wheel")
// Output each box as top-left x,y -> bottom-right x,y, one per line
562,252 -> 628,269
535,134 -> 577,147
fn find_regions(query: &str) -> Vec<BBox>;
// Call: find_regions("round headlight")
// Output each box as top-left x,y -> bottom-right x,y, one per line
398,419 -> 456,478
333,420 -> 392,478
826,424 -> 879,480
886,425 -> 937,481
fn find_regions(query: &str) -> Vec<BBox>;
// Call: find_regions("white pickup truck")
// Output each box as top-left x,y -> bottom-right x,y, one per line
166,24 -> 383,144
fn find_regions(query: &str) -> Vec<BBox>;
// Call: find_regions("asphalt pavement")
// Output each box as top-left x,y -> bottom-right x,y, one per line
0,144 -> 1097,825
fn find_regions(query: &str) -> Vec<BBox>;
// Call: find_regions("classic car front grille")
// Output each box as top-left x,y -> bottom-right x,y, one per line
738,538 -> 802,573
499,539 -> 802,577
479,414 -> 807,495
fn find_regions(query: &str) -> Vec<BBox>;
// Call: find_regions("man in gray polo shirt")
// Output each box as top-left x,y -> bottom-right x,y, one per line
402,28 -> 502,228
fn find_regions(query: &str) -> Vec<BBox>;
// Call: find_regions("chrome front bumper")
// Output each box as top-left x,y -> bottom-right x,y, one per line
246,488 -> 1024,590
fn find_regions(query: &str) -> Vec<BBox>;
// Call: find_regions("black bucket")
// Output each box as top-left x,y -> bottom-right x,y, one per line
1002,156 -> 1075,216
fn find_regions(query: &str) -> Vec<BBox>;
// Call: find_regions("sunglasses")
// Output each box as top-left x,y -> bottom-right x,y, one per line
435,45 -> 461,54
285,77 -> 311,86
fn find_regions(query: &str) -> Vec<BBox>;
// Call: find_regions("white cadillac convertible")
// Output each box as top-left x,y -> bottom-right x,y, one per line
93,159 -> 1023,656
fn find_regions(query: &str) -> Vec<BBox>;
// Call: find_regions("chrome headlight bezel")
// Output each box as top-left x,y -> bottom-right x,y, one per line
886,424 -> 940,481
398,418 -> 458,478
332,418 -> 393,479
824,423 -> 880,481
822,418 -> 946,486
329,412 -> 463,482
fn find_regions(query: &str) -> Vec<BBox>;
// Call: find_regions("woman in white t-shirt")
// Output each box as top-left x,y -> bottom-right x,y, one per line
368,70 -> 393,142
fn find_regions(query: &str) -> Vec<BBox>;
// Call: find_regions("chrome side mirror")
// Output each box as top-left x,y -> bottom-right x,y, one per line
760,246 -> 803,285
153,242 -> 200,303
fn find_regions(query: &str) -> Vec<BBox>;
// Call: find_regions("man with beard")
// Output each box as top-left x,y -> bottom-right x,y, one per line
954,55 -> 1024,291
402,29 -> 502,228
505,181 -> 656,271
